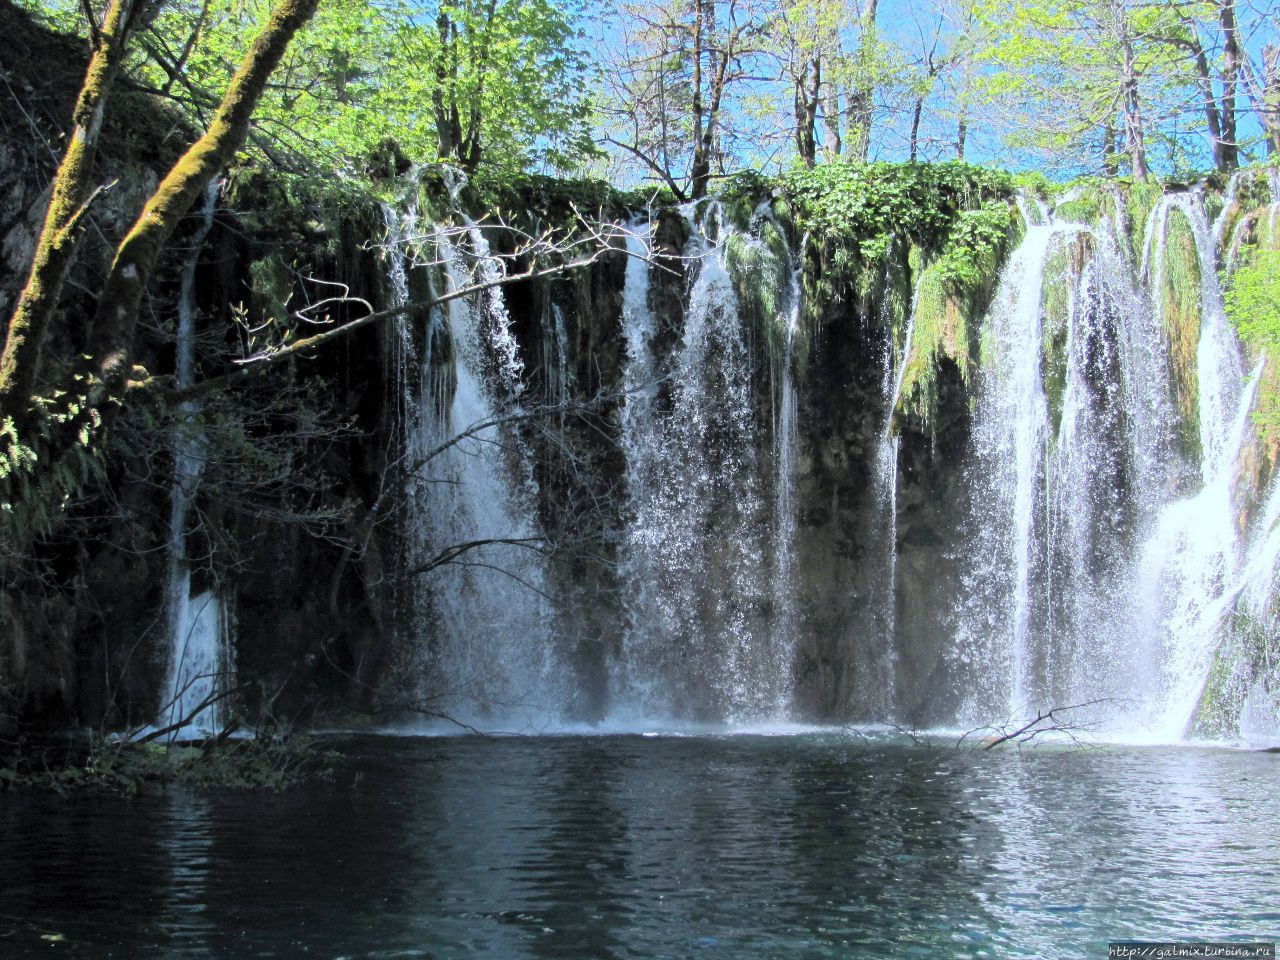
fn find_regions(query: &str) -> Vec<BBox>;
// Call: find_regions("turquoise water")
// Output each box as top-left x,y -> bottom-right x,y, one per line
1,734 -> 1277,958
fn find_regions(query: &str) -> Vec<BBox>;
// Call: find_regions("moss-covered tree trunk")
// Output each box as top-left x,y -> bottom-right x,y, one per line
85,0 -> 320,406
0,0 -> 158,429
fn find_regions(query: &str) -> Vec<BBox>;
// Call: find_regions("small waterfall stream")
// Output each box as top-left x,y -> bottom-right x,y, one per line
613,203 -> 796,722
157,180 -> 231,737
389,206 -> 560,728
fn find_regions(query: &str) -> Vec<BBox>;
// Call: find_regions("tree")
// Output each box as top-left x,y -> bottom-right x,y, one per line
422,0 -> 595,171
769,0 -> 847,166
602,0 -> 772,199
843,0 -> 882,159
0,0 -> 319,442
970,0 -> 1174,177
0,0 -> 163,433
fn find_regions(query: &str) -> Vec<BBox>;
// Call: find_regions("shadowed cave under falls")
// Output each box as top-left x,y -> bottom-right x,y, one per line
279,170 -> 1280,746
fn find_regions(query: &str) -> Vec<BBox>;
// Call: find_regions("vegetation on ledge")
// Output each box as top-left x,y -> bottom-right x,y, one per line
0,733 -> 339,795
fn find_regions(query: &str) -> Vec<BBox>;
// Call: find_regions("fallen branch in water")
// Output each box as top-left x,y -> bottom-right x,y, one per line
958,699 -> 1117,751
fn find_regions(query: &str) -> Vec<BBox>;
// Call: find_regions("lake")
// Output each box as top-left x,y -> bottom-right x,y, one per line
2,733 -> 1278,958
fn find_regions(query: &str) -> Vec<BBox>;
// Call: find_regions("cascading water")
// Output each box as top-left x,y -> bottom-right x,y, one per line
369,172 -> 1280,742
863,243 -> 911,712
950,182 -> 1280,742
390,208 -> 560,728
1133,193 -> 1250,739
772,255 -> 802,715
954,193 -> 1184,730
157,180 -> 232,737
613,203 -> 796,722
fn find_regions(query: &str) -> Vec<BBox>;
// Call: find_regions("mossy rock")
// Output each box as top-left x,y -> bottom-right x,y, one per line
1053,193 -> 1103,226
1161,208 -> 1203,462
723,226 -> 789,363
1190,607 -> 1280,739
1040,236 -> 1076,436
1124,181 -> 1164,264
895,266 -> 973,424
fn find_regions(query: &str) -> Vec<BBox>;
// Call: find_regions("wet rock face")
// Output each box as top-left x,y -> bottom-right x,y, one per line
788,299 -> 896,721
892,359 -> 973,728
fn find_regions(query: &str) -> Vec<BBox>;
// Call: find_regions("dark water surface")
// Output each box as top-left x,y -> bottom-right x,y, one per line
2,734 -> 1278,959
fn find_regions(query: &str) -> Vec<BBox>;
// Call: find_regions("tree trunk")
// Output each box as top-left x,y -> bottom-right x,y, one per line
1119,27 -> 1148,180
1218,0 -> 1240,169
845,0 -> 879,161
432,12 -> 458,161
1266,45 -> 1280,155
86,0 -> 320,408
0,0 -> 157,429
794,58 -> 819,167
1185,39 -> 1227,172
823,82 -> 842,157
690,0 -> 708,199
909,96 -> 923,161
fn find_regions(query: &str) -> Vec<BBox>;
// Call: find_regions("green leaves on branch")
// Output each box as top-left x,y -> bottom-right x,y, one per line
20,0 -> 597,183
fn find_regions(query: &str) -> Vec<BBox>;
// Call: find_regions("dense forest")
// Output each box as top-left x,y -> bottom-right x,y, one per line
2,0 -> 1280,760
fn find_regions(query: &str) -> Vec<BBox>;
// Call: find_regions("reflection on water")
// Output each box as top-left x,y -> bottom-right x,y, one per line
2,736 -> 1278,958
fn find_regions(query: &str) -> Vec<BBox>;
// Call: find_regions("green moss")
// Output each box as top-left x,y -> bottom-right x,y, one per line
1161,208 -> 1203,462
1125,180 -> 1164,264
1202,192 -> 1224,227
724,217 -> 795,366
652,205 -> 690,256
1053,194 -> 1102,226
896,266 -> 974,423
1191,607 -> 1279,739
1225,196 -> 1280,483
1040,237 -> 1072,436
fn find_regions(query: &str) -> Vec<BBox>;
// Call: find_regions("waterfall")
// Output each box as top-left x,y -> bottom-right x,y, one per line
772,258 -> 802,716
948,180 -> 1280,741
391,208 -> 560,728
1138,356 -> 1261,739
867,246 -> 914,711
365,173 -> 1280,741
613,203 -> 795,723
156,180 -> 231,738
954,197 -> 1184,730
955,224 -> 1056,723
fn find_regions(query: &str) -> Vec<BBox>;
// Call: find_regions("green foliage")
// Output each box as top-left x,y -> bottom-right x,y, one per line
19,0 -> 597,183
934,200 -> 1016,292
0,391 -> 106,564
783,160 -> 1014,262
1226,250 -> 1280,350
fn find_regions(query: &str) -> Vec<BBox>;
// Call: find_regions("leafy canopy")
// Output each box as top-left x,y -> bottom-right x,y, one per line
19,0 -> 598,181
